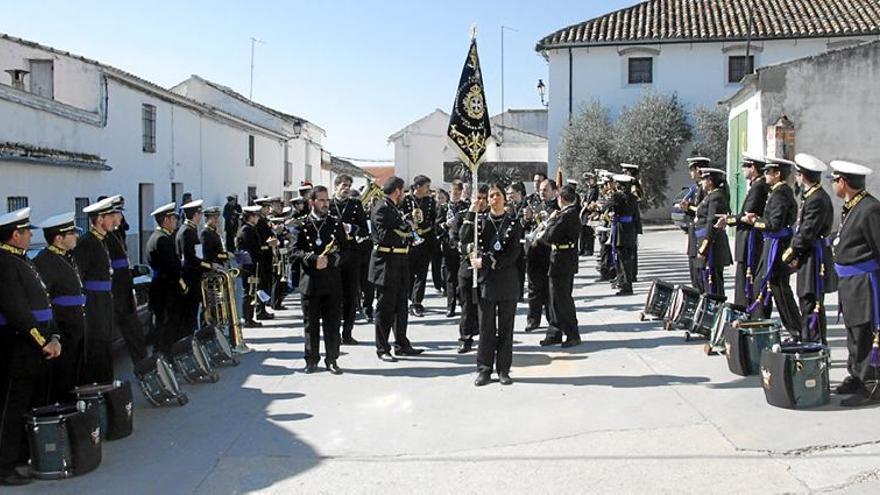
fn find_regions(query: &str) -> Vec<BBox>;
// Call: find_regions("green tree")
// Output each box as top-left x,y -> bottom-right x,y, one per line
692,106 -> 729,168
557,101 -> 616,181
612,92 -> 692,208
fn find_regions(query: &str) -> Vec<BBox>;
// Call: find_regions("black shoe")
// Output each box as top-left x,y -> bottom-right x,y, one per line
378,352 -> 398,363
0,472 -> 31,486
303,363 -> 318,374
272,304 -> 288,311
446,308 -> 456,317
539,337 -> 563,347
835,375 -> 863,395
498,372 -> 513,386
457,340 -> 473,354
524,321 -> 540,332
395,346 -> 424,356
341,336 -> 359,346
840,386 -> 880,407
366,314 -> 374,323
410,305 -> 425,317
256,311 -> 275,320
474,371 -> 492,387
562,337 -> 582,348
326,362 -> 343,375
615,289 -> 634,296
243,319 -> 263,328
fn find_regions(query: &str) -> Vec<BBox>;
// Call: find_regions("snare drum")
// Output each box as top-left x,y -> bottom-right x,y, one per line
71,380 -> 134,440
760,343 -> 831,409
197,325 -> 239,367
134,354 -> 188,407
688,293 -> 727,341
171,335 -> 220,384
665,286 -> 701,330
724,320 -> 781,376
641,280 -> 675,321
706,303 -> 748,354
26,402 -> 102,479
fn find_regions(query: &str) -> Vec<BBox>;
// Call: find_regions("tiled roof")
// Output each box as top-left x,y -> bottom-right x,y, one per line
537,0 -> 880,49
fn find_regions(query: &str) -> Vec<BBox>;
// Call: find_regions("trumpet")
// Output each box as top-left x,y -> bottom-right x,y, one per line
525,210 -> 550,247
402,212 -> 425,246
201,266 -> 252,354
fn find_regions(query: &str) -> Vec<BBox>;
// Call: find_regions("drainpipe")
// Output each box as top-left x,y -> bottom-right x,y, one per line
568,48 -> 573,124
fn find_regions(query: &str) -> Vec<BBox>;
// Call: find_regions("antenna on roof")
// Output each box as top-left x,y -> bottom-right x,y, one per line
249,37 -> 267,100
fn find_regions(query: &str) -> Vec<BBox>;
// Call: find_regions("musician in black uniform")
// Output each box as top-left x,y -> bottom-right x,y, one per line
356,188 -> 376,323
268,199 -> 290,310
526,172 -> 548,209
292,186 -> 346,374
253,197 -> 279,320
464,183 -> 523,386
580,172 -> 599,256
235,206 -> 263,327
401,175 -> 437,317
680,157 -> 710,290
694,168 -> 732,298
223,195 -> 241,255
506,181 -> 529,300
102,196 -> 148,366
176,199 -> 211,335
202,206 -> 230,265
591,175 -> 615,281
369,176 -> 424,361
73,196 -> 118,384
525,178 -> 559,331
331,174 -> 369,345
622,164 -> 643,280
828,160 -> 880,406
609,175 -> 639,295
454,185 -> 488,354
146,203 -> 187,354
540,184 -> 583,347
432,188 -> 449,295
743,157 -> 801,340
0,208 -> 61,486
444,180 -> 469,316
726,153 -> 770,311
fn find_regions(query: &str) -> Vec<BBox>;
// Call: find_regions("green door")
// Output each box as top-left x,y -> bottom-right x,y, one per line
728,111 -> 748,214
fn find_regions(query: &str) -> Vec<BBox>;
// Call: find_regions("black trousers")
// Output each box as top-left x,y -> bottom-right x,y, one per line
599,244 -> 614,280
799,293 -> 827,344
271,269 -> 287,308
115,306 -> 148,365
301,292 -> 341,365
702,263 -> 726,299
546,273 -> 579,341
0,344 -> 49,472
359,256 -> 374,313
616,246 -> 636,292
445,254 -> 460,311
458,274 -> 478,342
409,242 -> 431,306
688,256 -> 704,291
240,267 -> 256,323
258,262 -> 273,314
516,248 -> 526,299
431,240 -> 444,292
52,335 -> 82,401
733,262 -> 750,307
374,283 -> 412,354
846,322 -> 878,384
82,291 -> 114,384
527,253 -> 551,326
765,273 -> 802,340
580,225 -> 594,255
340,259 -> 362,338
477,299 -> 516,374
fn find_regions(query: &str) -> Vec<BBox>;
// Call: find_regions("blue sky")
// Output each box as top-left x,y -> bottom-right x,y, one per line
3,0 -> 639,160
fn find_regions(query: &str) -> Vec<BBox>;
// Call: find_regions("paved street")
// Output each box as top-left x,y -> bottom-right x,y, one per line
18,228 -> 880,494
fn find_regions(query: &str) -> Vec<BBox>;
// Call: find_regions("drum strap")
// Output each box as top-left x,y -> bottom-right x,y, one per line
835,259 -> 880,368
748,228 -> 793,315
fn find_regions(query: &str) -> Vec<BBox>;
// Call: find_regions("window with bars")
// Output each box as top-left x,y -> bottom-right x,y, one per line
74,197 -> 90,229
142,104 -> 156,153
7,196 -> 28,212
628,57 -> 653,84
728,55 -> 755,83
248,135 -> 255,167
247,186 -> 257,205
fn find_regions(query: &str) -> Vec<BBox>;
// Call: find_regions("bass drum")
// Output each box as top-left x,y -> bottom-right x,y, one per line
641,280 -> 675,321
70,380 -> 134,440
760,343 -> 831,409
26,402 -> 102,479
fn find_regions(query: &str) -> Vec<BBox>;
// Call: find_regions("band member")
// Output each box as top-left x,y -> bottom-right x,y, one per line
293,186 -> 346,374
330,174 -> 369,345
432,188 -> 449,296
177,199 -> 210,334
253,196 -> 279,320
0,208 -> 61,486
454,184 -> 488,353
465,183 -> 523,386
33,212 -> 85,401
592,175 -> 616,281
526,172 -> 548,209
580,172 -> 599,256
268,199 -> 289,310
621,164 -> 643,279
356,189 -> 376,323
444,180 -> 469,316
146,203 -> 187,353
369,176 -> 424,361
223,195 -> 241,252
727,153 -> 770,311
783,154 -> 838,344
103,196 -> 148,365
609,175 -> 639,295
506,181 -> 529,299
73,196 -> 118,383
401,175 -> 437,317
236,206 -> 264,327
680,157 -> 710,290
743,157 -> 802,340
694,168 -> 732,298
829,161 -> 880,406
525,178 -> 559,331
202,206 -> 230,265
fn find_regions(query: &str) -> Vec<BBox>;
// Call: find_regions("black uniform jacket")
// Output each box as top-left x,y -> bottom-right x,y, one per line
451,207 -> 475,281
754,182 -> 798,281
832,192 -> 880,328
256,215 -> 274,267
610,190 -> 639,247
459,210 -> 522,301
728,176 -> 769,263
73,229 -> 112,292
330,196 -> 369,266
235,223 -> 261,273
105,229 -> 136,313
685,183 -> 706,257
176,220 -> 211,291
694,188 -> 733,267
293,213 -> 345,297
542,204 -> 581,277
0,243 -> 55,358
369,198 -> 412,288
34,246 -> 85,342
201,224 -> 228,265
146,227 -> 185,303
401,194 -> 437,241
786,184 -> 838,297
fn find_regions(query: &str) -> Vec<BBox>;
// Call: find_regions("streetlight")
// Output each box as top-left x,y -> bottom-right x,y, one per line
537,79 -> 547,107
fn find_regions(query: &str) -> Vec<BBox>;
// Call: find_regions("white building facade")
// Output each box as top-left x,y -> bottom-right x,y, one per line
537,0 -> 880,174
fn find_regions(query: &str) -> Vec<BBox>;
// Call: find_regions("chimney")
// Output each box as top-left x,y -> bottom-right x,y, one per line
5,69 -> 29,91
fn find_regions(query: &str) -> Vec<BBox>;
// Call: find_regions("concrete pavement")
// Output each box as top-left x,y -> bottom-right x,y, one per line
16,228 -> 880,494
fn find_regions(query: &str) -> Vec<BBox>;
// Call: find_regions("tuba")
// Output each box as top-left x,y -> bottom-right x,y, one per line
360,180 -> 385,207
526,210 -> 550,247
201,267 -> 252,354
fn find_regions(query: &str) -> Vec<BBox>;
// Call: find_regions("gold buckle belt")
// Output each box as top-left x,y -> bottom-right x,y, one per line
376,246 -> 409,254
552,243 -> 575,251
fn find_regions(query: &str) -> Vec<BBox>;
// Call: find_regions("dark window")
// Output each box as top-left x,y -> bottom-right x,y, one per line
248,135 -> 255,167
74,197 -> 90,229
7,196 -> 28,212
142,104 -> 157,153
247,186 -> 257,205
728,55 -> 755,83
628,57 -> 653,84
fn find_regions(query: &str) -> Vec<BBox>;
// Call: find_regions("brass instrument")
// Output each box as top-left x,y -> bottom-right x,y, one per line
526,210 -> 550,246
201,267 -> 252,354
360,180 -> 385,207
